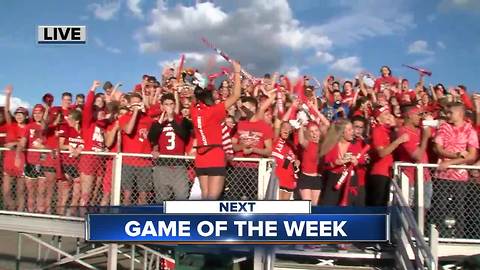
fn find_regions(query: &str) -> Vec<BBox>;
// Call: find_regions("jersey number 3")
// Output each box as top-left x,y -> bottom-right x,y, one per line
166,131 -> 176,150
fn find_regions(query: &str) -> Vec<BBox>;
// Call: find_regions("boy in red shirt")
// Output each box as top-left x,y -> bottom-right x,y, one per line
231,96 -> 273,200
118,92 -> 154,205
148,93 -> 193,201
367,106 -> 409,206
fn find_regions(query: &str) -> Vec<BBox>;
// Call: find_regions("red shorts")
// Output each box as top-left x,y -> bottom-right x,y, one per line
3,151 -> 24,177
79,155 -> 104,176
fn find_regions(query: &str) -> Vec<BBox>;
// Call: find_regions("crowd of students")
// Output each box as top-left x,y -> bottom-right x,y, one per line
1,61 -> 479,229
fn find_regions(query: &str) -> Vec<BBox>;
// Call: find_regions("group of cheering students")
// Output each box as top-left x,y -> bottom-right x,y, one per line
2,59 -> 478,217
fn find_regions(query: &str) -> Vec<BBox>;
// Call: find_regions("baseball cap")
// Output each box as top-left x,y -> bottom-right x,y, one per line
373,106 -> 390,118
33,104 -> 45,113
42,93 -> 54,105
14,107 -> 29,116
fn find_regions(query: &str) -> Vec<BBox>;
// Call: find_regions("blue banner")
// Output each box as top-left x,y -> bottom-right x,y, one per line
86,213 -> 388,243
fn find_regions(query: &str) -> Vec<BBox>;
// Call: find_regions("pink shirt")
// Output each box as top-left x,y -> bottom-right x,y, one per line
434,122 -> 479,181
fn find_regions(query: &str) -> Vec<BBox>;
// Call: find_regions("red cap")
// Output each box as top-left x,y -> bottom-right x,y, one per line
33,104 -> 45,113
373,106 -> 390,118
14,107 -> 29,116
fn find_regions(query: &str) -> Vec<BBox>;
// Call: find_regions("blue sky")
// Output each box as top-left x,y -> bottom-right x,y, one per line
0,0 -> 479,108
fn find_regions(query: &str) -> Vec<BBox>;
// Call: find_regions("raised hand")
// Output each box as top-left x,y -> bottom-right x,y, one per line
4,85 -> 13,95
91,80 -> 101,90
232,60 -> 241,74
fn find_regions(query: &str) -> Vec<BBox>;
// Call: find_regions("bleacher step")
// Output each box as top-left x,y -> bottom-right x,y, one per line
274,262 -> 377,269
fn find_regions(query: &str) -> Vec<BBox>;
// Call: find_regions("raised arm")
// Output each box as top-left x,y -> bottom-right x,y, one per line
83,80 -> 101,129
224,61 -> 242,109
4,85 -> 13,124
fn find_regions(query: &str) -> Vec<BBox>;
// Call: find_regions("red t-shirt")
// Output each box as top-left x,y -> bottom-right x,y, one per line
351,139 -> 369,186
370,124 -> 394,177
374,75 -> 398,92
397,125 -> 429,184
23,122 -> 46,164
119,112 -> 153,166
59,124 -> 84,165
82,90 -> 105,152
234,120 -> 273,158
105,121 -> 119,152
5,122 -> 24,143
156,116 -> 187,155
301,141 -> 319,174
0,122 -> 7,146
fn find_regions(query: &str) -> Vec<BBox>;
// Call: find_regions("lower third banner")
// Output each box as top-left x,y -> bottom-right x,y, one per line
86,214 -> 389,243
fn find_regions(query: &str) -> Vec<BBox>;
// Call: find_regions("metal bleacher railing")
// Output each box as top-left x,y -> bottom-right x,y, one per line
393,162 -> 480,259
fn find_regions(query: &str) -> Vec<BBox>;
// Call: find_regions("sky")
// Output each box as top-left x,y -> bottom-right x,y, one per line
0,0 -> 479,109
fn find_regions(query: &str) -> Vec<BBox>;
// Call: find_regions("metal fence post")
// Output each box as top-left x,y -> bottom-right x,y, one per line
416,165 -> 425,235
107,153 -> 123,270
429,224 -> 438,270
257,159 -> 269,200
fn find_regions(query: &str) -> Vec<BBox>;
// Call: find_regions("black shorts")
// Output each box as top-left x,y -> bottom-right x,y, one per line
195,167 -> 227,177
297,173 -> 323,190
62,164 -> 80,179
24,164 -> 44,179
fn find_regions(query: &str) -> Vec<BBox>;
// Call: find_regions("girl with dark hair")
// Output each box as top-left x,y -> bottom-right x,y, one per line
190,61 -> 242,200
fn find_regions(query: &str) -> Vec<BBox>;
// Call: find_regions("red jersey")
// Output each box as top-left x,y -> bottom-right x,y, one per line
301,141 -> 319,174
5,122 -> 25,144
190,102 -> 227,168
82,90 -> 105,152
23,122 -> 46,164
119,111 -> 153,166
272,138 -> 296,189
233,120 -> 273,158
370,124 -> 394,177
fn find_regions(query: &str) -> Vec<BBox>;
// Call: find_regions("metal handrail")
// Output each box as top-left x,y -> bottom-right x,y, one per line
391,178 -> 436,270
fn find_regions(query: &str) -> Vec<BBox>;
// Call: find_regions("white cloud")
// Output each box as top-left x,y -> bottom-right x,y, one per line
88,1 -> 121,21
137,0 -> 332,74
330,56 -> 362,74
408,40 -> 434,55
158,53 -> 226,71
412,56 -> 435,67
127,0 -> 142,18
0,94 -> 30,114
315,51 -> 335,64
427,14 -> 436,22
437,41 -> 446,49
285,66 -> 300,79
316,1 -> 415,45
94,37 -> 122,54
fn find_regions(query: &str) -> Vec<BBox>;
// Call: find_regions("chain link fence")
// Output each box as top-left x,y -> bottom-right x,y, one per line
0,148 -> 115,216
394,163 -> 480,241
119,153 -> 269,205
0,148 -> 272,215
